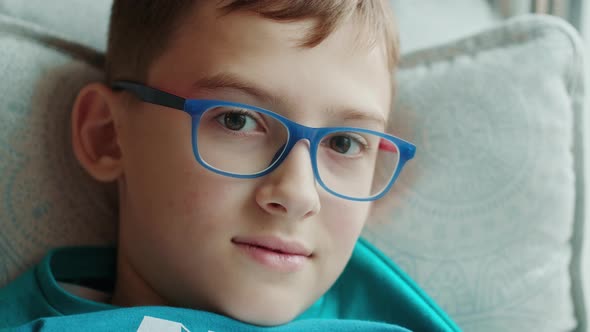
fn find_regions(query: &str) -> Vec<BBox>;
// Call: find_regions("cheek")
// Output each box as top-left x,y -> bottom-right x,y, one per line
321,198 -> 371,250
124,159 -> 231,237
312,199 -> 370,297
176,177 -> 240,219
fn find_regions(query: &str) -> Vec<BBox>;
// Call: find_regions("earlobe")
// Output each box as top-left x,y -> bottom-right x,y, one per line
72,82 -> 124,182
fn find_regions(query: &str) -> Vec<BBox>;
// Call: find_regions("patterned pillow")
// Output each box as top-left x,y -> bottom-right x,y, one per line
0,15 -> 116,285
363,15 -> 586,332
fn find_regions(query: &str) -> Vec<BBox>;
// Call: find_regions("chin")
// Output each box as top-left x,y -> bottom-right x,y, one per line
222,302 -> 304,327
239,313 -> 299,327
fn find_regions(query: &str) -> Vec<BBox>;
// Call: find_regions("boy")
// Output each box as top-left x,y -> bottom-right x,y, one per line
0,1 -> 459,331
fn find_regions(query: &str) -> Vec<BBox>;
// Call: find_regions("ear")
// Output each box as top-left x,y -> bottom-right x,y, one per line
71,82 -> 124,182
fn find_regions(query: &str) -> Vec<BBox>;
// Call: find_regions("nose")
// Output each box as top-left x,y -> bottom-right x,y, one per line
255,140 -> 320,220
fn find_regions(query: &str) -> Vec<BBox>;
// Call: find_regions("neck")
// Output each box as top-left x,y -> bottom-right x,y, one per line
110,179 -> 169,307
110,247 -> 170,307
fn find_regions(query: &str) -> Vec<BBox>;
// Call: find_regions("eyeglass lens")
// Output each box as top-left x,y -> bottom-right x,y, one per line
195,106 -> 400,199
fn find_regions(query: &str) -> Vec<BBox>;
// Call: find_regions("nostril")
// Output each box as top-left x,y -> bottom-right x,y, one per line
268,202 -> 287,213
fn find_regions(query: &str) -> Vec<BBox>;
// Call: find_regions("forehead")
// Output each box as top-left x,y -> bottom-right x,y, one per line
147,1 -> 392,125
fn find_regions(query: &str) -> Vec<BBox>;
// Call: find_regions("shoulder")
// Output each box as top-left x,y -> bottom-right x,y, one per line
0,263 -> 51,328
0,246 -> 117,329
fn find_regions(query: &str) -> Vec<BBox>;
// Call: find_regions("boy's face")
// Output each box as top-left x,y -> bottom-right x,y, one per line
112,2 -> 392,326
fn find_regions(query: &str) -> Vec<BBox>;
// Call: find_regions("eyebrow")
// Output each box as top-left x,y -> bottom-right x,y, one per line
193,72 -> 281,105
326,107 -> 386,128
193,72 -> 386,127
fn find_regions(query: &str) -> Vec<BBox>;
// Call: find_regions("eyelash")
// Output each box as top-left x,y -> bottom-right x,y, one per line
215,109 -> 267,133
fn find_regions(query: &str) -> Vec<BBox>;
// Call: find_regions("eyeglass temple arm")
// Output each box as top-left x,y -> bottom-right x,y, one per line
111,81 -> 186,111
379,139 -> 398,153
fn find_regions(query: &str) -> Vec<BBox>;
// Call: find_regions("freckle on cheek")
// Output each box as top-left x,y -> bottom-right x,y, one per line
181,191 -> 202,216
166,198 -> 177,210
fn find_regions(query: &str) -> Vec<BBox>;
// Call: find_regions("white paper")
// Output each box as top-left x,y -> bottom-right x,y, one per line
136,316 -> 192,332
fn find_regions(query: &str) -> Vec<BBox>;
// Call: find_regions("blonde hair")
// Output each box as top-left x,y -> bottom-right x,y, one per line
105,0 -> 399,83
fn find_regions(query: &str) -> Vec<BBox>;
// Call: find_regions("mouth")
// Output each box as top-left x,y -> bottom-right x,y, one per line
232,236 -> 312,272
232,236 -> 312,256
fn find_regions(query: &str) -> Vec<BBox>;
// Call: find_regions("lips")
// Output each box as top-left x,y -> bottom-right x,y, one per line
232,236 -> 312,272
231,236 -> 312,257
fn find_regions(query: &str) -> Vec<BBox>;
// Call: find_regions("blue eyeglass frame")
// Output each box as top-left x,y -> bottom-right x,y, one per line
111,81 -> 416,201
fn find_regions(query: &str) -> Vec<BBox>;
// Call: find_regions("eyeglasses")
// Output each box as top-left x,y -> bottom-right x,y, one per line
111,81 -> 416,201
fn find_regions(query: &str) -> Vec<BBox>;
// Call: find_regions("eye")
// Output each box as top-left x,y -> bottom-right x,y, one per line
215,109 -> 262,132
324,133 -> 368,156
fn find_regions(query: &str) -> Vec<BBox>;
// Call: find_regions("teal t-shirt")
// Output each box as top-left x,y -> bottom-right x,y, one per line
0,238 -> 460,331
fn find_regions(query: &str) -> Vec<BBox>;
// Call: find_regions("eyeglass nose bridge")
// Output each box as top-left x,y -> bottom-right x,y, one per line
265,120 -> 323,178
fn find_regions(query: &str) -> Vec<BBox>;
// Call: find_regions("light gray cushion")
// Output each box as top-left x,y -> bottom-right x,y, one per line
0,15 -> 116,285
363,14 -> 586,332
0,0 -> 111,51
390,0 -> 499,53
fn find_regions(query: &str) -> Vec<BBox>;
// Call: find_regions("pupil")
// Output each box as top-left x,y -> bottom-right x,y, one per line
330,136 -> 351,153
224,113 -> 246,130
